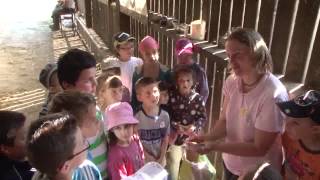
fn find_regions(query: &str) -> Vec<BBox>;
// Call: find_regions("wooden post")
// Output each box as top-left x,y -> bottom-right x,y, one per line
85,0 -> 92,27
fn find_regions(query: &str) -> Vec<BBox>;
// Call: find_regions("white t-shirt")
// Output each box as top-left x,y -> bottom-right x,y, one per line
222,72 -> 289,175
119,57 -> 143,94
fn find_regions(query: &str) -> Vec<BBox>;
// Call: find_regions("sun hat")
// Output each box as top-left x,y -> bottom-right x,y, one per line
276,90 -> 320,123
39,63 -> 58,89
101,57 -> 121,71
106,102 -> 139,130
138,36 -> 159,53
113,32 -> 135,49
175,38 -> 194,57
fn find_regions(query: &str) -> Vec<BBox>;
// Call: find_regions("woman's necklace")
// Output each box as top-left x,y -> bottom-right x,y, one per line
242,74 -> 264,92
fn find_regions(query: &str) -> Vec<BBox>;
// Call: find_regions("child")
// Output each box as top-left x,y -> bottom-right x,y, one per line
27,113 -> 101,180
48,91 -> 107,178
57,48 -> 97,95
135,77 -> 170,166
0,111 -> 34,180
106,102 -> 145,180
131,36 -> 171,112
57,49 -> 108,179
100,58 -> 130,102
38,63 -> 62,117
158,80 -> 170,112
167,66 -> 207,180
96,74 -> 124,110
174,38 -> 209,103
110,32 -> 143,95
277,90 -> 320,180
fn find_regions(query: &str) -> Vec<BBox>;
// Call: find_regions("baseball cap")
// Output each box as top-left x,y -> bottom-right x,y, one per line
175,38 -> 194,57
113,32 -> 135,48
276,90 -> 320,123
101,57 -> 121,71
138,36 -> 159,53
39,63 -> 58,89
106,102 -> 139,130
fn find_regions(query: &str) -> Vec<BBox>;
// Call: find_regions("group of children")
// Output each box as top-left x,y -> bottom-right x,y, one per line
0,31 -> 319,180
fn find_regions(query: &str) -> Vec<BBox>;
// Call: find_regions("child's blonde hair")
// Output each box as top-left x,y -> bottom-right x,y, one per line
96,73 -> 123,110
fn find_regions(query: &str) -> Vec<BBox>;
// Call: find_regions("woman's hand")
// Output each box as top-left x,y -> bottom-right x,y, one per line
186,142 -> 216,154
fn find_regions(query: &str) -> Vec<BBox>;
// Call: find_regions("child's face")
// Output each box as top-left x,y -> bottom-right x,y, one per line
2,126 -> 27,161
117,42 -> 134,61
141,48 -> 159,62
104,86 -> 123,104
137,83 -> 160,107
49,72 -> 62,94
177,73 -> 194,96
177,54 -> 194,65
68,128 -> 88,169
285,117 -> 318,140
159,90 -> 169,105
71,67 -> 97,95
80,104 -> 100,138
112,124 -> 134,145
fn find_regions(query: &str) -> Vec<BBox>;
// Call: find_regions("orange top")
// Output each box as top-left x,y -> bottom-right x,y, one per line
282,132 -> 320,180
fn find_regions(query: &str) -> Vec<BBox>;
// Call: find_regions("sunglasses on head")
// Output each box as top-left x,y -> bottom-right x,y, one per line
294,90 -> 320,107
115,32 -> 132,43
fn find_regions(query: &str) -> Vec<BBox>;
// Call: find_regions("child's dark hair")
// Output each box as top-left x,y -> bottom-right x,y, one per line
158,81 -> 170,92
0,111 -> 26,146
49,91 -> 96,126
135,77 -> 158,94
27,113 -> 78,177
174,65 -> 195,82
108,124 -> 135,146
57,48 -> 96,88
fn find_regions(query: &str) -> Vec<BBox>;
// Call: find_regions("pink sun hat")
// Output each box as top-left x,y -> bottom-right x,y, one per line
138,36 -> 159,53
175,38 -> 194,57
106,102 -> 139,130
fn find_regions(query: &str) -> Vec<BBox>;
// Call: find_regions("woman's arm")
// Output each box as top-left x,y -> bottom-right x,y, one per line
205,129 -> 279,156
192,95 -> 229,142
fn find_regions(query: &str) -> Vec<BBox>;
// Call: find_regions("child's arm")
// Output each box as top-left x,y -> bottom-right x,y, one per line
144,150 -> 156,162
157,135 -> 169,166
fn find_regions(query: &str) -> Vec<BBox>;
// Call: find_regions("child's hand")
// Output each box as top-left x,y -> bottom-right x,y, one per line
156,156 -> 166,167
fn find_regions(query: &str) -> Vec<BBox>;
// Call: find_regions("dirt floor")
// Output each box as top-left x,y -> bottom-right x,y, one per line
0,0 -> 87,122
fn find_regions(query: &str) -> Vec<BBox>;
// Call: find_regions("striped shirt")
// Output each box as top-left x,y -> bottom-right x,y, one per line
73,159 -> 102,180
87,106 -> 108,179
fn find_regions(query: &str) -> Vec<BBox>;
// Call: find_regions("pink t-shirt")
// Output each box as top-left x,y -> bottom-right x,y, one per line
222,73 -> 288,175
107,135 -> 145,180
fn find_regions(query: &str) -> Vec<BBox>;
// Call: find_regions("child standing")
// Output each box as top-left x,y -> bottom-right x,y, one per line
38,63 -> 62,117
48,91 -> 106,178
131,36 -> 171,111
0,111 -> 34,180
277,90 -> 320,180
174,38 -> 209,103
27,113 -> 101,180
158,80 -> 170,112
167,66 -> 207,180
110,32 -> 143,95
135,77 -> 170,166
96,74 -> 125,111
106,102 -> 145,180
57,49 -> 108,179
100,58 -> 131,102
